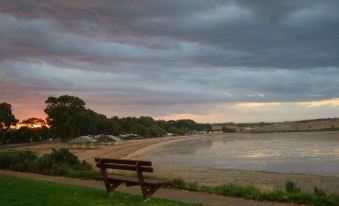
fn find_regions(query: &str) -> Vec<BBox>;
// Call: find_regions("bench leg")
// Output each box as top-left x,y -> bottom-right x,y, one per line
141,185 -> 161,200
105,181 -> 121,196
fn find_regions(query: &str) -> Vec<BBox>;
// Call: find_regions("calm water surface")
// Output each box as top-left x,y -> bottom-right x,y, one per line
144,132 -> 339,175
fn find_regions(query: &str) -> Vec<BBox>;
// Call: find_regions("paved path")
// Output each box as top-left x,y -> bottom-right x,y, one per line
0,170 -> 302,206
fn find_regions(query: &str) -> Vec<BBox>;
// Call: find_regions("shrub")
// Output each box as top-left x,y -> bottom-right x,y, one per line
0,151 -> 16,168
49,148 -> 80,165
31,154 -> 53,174
0,151 -> 38,171
170,178 -> 186,189
222,126 -> 236,133
285,181 -> 301,193
215,183 -> 261,199
314,187 -> 326,197
0,148 -> 96,178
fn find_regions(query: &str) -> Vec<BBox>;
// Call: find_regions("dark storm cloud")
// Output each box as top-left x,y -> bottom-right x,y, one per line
1,0 -> 339,68
0,0 -> 339,121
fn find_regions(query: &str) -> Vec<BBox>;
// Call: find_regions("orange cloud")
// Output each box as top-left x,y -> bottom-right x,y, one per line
235,102 -> 281,108
298,98 -> 339,107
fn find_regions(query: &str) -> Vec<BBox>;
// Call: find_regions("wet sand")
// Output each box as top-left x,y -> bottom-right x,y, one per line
150,165 -> 339,194
127,134 -> 339,194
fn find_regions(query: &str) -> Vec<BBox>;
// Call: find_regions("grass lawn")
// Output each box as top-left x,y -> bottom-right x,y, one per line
0,175 -> 202,206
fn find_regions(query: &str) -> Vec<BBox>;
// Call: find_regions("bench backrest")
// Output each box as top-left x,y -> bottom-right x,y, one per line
95,158 -> 154,173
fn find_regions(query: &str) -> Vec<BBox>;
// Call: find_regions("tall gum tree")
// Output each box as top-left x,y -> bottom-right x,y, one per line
0,102 -> 18,130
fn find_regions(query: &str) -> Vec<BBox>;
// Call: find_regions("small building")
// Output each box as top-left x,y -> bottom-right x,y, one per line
95,134 -> 121,146
211,125 -> 223,131
119,133 -> 139,140
68,136 -> 97,149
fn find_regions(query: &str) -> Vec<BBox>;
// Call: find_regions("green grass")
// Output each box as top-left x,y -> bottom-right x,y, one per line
169,178 -> 339,206
0,175 -> 201,206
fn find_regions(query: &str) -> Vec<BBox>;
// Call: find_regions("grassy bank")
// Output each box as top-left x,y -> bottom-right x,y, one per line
0,175 -> 201,206
170,178 -> 339,206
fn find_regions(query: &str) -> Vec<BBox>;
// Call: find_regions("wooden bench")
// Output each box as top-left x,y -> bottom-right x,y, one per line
95,158 -> 166,199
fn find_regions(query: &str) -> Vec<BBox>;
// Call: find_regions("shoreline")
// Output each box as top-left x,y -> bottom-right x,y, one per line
124,134 -> 214,159
1,133 -> 338,194
125,133 -> 339,194
234,129 -> 339,134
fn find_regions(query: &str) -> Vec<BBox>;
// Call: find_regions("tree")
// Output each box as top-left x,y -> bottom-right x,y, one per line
205,124 -> 212,133
22,117 -> 47,127
146,126 -> 166,137
222,126 -> 236,133
0,102 -> 18,130
43,95 -> 212,139
138,116 -> 155,127
109,117 -> 123,136
120,117 -> 138,132
1,130 -> 15,144
130,123 -> 146,137
18,126 -> 36,142
44,95 -> 86,139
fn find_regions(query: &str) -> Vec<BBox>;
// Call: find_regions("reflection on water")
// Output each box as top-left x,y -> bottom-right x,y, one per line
143,131 -> 339,175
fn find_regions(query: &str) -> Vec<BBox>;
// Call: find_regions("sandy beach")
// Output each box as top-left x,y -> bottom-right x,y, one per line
1,134 -> 339,194
0,134 -> 210,166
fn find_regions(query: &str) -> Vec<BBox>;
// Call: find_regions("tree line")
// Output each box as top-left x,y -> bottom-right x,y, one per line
0,95 -> 211,144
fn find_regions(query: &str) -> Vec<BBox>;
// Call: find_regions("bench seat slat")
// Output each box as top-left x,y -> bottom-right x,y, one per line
108,175 -> 164,186
96,163 -> 154,172
95,158 -> 152,166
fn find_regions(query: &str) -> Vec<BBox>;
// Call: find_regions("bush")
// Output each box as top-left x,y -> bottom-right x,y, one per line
0,151 -> 16,168
49,148 -> 80,165
10,151 -> 38,172
215,183 -> 262,199
0,148 -> 101,179
222,126 -> 236,133
314,187 -> 326,197
31,154 -> 52,174
285,181 -> 301,193
170,178 -> 186,189
0,151 -> 38,171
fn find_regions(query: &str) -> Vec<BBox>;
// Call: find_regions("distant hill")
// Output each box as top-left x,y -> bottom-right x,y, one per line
213,118 -> 339,133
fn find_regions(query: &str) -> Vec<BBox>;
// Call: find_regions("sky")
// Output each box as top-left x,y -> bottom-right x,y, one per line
1,0 -> 339,123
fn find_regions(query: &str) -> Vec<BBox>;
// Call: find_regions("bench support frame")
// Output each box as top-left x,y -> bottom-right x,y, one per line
96,158 -> 163,200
